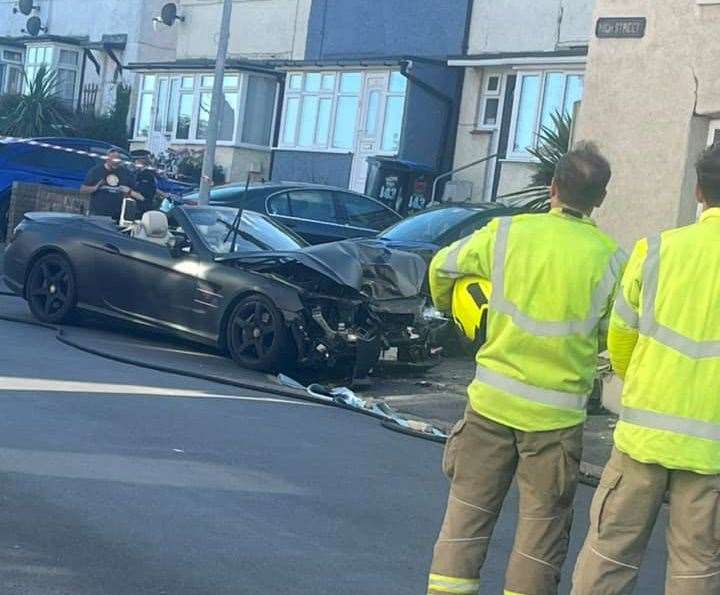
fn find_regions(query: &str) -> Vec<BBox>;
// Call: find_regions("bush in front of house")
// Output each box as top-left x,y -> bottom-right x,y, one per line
0,65 -> 73,137
73,84 -> 132,149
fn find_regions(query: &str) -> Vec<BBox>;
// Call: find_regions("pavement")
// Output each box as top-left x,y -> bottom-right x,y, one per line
0,307 -> 668,594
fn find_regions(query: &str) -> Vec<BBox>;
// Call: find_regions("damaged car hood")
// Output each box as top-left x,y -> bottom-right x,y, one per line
217,239 -> 428,302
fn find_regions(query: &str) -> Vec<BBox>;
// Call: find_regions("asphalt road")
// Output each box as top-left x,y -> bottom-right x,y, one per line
0,307 -> 668,593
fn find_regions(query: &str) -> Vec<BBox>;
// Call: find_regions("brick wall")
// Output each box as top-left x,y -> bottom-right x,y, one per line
5,183 -> 90,239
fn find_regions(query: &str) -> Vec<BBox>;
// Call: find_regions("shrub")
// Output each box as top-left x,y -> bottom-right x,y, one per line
73,84 -> 131,148
0,66 -> 73,137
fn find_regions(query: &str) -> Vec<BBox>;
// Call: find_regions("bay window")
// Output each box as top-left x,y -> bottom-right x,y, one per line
134,72 -> 278,147
508,70 -> 584,159
280,70 -> 407,154
24,44 -> 80,105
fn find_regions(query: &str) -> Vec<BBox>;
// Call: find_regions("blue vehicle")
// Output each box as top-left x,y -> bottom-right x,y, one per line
0,137 -> 195,237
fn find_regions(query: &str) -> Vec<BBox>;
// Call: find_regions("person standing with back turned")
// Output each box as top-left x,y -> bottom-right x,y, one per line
571,145 -> 720,594
426,142 -> 626,595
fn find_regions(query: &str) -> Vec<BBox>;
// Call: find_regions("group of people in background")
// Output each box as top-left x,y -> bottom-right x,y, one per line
80,149 -> 160,220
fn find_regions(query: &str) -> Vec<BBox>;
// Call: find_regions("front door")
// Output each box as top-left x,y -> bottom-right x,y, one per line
349,72 -> 391,193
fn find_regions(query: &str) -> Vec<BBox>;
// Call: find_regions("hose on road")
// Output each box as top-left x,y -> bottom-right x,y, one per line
0,291 -> 603,486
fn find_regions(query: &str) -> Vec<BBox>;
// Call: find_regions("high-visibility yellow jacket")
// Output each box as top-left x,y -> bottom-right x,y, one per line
430,208 -> 625,432
609,207 -> 720,475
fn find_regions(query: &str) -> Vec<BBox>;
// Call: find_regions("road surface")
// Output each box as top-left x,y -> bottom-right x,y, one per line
0,306 -> 667,593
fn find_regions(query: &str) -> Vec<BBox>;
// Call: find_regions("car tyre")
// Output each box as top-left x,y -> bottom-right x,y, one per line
26,253 -> 77,324
226,294 -> 293,372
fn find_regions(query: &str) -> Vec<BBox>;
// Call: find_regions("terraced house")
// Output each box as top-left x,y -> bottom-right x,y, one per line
0,0 -> 176,113
129,0 -> 473,194
449,0 -> 596,202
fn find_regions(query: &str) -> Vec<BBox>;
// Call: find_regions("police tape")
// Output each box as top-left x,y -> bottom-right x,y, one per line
0,134 -> 172,175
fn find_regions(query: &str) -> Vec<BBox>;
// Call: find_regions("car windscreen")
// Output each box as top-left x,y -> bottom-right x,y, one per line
379,207 -> 477,243
184,206 -> 307,254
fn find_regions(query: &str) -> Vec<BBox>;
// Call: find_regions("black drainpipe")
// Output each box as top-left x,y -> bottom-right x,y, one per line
462,0 -> 474,55
76,49 -> 88,113
268,71 -> 286,182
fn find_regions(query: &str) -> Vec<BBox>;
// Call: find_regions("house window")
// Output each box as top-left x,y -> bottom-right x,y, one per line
134,72 -> 277,147
24,44 -> 80,105
381,72 -> 407,152
0,48 -> 23,95
280,70 -> 407,153
478,72 -> 503,129
136,74 -> 156,138
509,70 -> 584,158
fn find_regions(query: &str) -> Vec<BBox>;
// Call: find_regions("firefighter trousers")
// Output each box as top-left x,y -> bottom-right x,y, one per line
571,447 -> 720,595
428,406 -> 583,595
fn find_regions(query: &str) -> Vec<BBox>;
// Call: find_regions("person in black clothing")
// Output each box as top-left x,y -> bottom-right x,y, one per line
131,150 -> 159,214
81,149 -> 144,220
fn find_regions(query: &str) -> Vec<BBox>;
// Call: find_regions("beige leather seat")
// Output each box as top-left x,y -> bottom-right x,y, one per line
133,211 -> 172,245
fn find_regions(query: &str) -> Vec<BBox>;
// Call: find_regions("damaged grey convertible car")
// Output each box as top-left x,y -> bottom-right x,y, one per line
3,204 -> 434,378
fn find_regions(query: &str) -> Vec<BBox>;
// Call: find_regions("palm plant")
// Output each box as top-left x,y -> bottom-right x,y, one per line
0,65 -> 72,137
528,110 -> 573,187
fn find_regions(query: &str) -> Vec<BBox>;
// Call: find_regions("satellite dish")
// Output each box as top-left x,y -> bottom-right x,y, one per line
14,0 -> 37,15
160,2 -> 184,26
25,16 -> 45,37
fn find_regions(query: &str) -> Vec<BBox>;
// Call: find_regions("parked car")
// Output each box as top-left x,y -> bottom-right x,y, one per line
369,198 -> 550,355
0,137 -> 195,237
183,182 -> 402,245
372,197 -> 550,264
3,204 -> 433,380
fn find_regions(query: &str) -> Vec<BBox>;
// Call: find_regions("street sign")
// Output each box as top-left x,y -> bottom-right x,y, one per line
596,17 -> 646,39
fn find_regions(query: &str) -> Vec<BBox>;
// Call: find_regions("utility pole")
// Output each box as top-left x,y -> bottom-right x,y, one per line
198,0 -> 233,205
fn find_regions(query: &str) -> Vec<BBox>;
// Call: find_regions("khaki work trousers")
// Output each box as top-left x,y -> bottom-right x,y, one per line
571,447 -> 720,595
428,406 -> 583,595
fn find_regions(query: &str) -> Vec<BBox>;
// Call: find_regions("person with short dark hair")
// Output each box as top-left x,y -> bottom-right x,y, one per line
81,149 -> 144,220
553,140 -> 612,213
571,142 -> 720,594
426,142 -> 625,595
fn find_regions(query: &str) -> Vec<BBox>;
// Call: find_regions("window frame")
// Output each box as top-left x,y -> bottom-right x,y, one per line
476,72 -> 504,131
24,43 -> 80,106
0,47 -> 24,95
278,69 -> 408,155
132,71 -> 278,150
506,68 -> 585,161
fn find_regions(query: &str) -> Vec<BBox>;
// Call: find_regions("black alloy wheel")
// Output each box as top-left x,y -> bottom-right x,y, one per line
226,294 -> 292,372
26,253 -> 77,324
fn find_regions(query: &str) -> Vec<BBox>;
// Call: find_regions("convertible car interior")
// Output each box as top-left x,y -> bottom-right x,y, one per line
131,211 -> 173,246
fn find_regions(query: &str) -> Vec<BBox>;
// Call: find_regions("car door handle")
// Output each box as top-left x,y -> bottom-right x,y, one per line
102,243 -> 120,254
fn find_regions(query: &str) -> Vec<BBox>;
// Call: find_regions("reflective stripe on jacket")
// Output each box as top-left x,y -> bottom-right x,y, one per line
430,209 -> 625,432
609,208 -> 720,474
